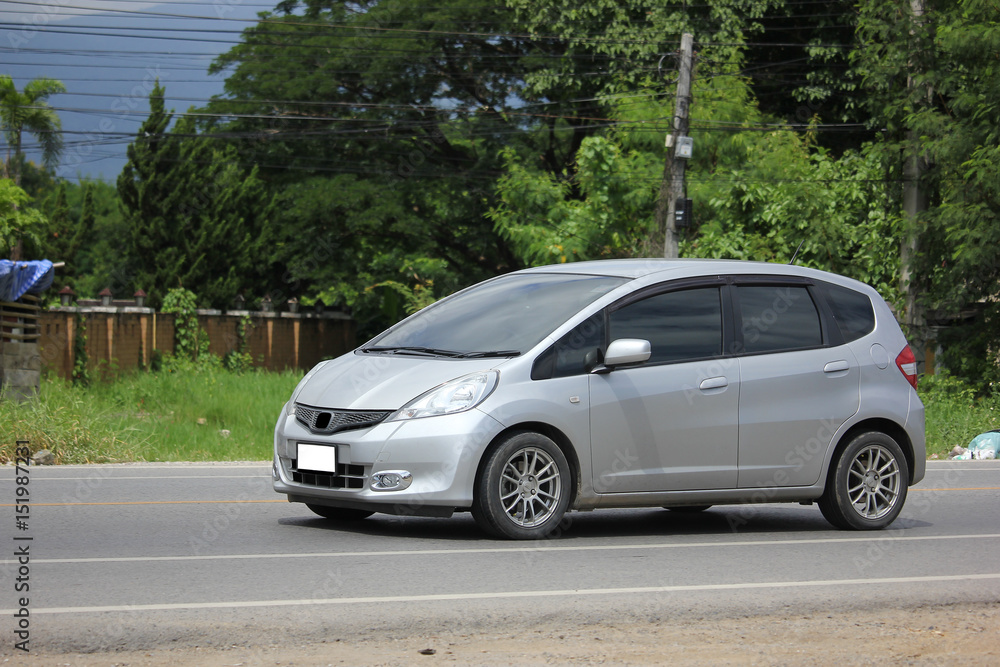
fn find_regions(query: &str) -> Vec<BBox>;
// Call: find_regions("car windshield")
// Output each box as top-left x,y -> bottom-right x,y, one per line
364,272 -> 628,356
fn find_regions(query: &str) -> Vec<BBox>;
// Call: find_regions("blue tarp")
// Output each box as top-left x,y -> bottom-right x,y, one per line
0,260 -> 54,302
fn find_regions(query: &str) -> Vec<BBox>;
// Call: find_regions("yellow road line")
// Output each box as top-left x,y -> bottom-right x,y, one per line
911,487 -> 1000,491
0,499 -> 285,506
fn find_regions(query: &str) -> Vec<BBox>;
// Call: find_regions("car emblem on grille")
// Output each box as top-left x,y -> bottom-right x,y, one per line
295,404 -> 391,434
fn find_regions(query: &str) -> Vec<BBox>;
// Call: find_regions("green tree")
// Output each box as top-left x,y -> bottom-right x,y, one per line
201,0 -> 928,339
30,182 -> 93,280
490,136 -> 658,264
271,174 -> 455,334
854,0 -> 1000,387
504,0 -> 778,97
740,0 -> 869,153
54,180 -> 126,300
6,166 -> 127,300
0,75 -> 65,259
0,75 -> 65,184
493,68 -> 901,298
203,0 -> 549,330
118,83 -> 277,309
0,178 -> 46,258
203,0 -> 791,333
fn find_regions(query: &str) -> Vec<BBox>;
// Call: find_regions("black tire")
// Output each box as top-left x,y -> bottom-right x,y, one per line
473,431 -> 572,540
306,504 -> 375,521
666,505 -> 712,513
818,431 -> 909,530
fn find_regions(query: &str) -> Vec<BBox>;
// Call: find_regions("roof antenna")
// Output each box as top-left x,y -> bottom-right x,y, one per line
789,240 -> 804,265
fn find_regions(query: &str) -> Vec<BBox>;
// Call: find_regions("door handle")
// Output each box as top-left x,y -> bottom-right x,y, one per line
824,360 -> 850,373
699,376 -> 729,390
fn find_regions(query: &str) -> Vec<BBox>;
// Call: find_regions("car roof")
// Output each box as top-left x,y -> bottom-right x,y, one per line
519,258 -> 810,279
515,258 -> 879,295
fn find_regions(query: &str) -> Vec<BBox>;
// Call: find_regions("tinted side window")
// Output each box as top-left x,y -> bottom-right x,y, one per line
609,287 -> 723,364
532,313 -> 605,379
823,283 -> 875,342
738,285 -> 822,354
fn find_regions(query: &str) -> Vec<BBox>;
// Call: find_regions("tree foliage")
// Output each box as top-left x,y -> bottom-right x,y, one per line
1,75 -> 65,259
200,0 -> 789,334
0,178 -> 46,257
854,0 -> 1000,387
8,0 -> 1000,384
490,136 -> 657,264
0,75 -> 65,184
117,83 -> 277,310
161,287 -> 209,361
201,0 -> 563,330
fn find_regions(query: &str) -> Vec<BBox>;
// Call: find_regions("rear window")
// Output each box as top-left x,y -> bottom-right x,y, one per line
737,285 -> 822,354
823,283 -> 875,342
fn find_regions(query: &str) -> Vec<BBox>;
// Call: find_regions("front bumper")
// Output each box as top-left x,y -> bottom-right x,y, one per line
273,406 -> 506,516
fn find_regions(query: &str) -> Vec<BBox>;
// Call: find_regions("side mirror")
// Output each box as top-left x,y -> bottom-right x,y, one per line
593,338 -> 651,373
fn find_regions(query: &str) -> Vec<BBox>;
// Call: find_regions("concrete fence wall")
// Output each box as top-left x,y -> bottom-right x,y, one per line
1,296 -> 43,400
35,307 -> 356,380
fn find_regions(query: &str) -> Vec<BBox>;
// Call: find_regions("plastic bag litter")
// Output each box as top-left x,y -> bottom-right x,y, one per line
955,430 -> 1000,460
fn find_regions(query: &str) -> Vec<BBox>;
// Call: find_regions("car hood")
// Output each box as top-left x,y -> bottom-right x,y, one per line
293,352 -> 508,410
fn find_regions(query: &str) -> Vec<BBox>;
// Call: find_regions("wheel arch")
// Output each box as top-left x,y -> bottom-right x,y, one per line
832,418 -> 916,484
473,422 -> 581,506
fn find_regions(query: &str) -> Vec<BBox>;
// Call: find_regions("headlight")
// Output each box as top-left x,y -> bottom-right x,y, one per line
389,371 -> 499,421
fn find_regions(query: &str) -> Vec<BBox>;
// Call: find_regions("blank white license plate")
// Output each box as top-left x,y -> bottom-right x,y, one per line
297,444 -> 337,472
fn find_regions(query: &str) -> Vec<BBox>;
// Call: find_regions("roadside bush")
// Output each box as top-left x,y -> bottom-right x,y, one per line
162,287 -> 210,361
920,372 -> 1000,457
0,380 -> 145,464
0,367 -> 299,463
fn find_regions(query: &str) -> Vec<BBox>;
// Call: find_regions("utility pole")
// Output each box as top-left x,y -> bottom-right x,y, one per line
655,32 -> 694,259
902,0 -> 929,367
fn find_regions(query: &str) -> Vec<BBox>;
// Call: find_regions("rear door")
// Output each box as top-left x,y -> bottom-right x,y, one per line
733,280 -> 861,488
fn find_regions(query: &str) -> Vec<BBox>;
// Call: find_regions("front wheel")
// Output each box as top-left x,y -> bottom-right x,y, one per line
818,431 -> 909,530
473,431 -> 572,540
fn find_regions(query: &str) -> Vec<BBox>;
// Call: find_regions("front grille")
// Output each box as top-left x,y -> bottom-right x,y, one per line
292,461 -> 367,490
295,404 -> 391,434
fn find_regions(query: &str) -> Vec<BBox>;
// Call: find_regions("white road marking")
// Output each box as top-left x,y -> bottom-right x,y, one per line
8,573 -> 1000,615
11,532 -> 1000,565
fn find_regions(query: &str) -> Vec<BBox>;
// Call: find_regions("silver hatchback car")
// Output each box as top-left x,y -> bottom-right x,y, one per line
273,259 -> 925,539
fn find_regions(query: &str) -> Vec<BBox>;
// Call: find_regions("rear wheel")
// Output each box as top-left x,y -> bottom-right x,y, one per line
306,504 -> 374,521
818,431 -> 908,530
473,431 -> 571,540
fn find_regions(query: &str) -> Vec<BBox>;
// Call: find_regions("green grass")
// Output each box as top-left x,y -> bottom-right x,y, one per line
919,373 -> 1000,459
2,365 -> 996,465
1,366 -> 301,464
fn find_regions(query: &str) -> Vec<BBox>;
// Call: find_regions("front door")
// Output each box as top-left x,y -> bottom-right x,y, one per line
590,285 -> 740,493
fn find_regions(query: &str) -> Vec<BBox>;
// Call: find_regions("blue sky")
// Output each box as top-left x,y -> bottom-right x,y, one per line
2,0 -> 269,182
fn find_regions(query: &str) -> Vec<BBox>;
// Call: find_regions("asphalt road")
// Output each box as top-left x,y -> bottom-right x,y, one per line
2,460 -> 999,657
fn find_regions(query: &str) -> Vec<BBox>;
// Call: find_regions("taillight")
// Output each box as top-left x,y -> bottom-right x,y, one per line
895,345 -> 918,390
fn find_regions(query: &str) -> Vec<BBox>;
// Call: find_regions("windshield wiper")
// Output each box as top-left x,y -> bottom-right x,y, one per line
361,346 -> 464,357
454,350 -> 522,358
